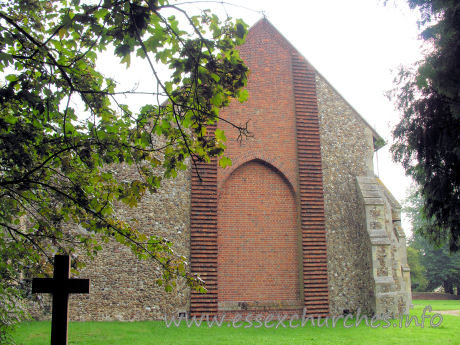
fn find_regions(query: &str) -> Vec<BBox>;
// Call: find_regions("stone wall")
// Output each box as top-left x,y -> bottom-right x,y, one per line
316,74 -> 376,316
28,163 -> 192,321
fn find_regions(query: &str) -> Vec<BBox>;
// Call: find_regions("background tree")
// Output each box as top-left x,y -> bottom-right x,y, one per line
389,0 -> 460,251
406,246 -> 428,291
0,0 -> 248,339
405,189 -> 460,294
410,233 -> 460,294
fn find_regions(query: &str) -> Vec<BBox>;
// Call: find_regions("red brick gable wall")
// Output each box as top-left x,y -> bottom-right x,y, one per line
190,19 -> 329,317
217,19 -> 299,193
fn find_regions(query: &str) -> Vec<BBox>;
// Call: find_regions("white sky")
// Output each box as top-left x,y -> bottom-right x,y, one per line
100,0 -> 425,235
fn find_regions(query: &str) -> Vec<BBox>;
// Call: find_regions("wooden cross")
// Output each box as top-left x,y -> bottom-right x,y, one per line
32,255 -> 90,345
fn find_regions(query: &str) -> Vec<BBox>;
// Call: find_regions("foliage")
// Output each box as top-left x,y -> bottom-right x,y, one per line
406,246 -> 427,291
405,189 -> 460,293
0,0 -> 249,338
390,0 -> 460,251
1,245 -> 29,344
411,233 -> 460,293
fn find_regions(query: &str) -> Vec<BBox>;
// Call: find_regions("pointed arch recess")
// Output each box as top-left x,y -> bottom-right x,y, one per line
217,159 -> 302,310
218,154 -> 298,197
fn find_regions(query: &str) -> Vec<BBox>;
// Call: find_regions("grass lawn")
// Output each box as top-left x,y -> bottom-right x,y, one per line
412,299 -> 460,311
13,300 -> 460,345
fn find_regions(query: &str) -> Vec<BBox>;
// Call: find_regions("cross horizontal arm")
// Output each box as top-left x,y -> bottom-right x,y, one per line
32,278 -> 90,294
67,279 -> 90,294
32,278 -> 54,293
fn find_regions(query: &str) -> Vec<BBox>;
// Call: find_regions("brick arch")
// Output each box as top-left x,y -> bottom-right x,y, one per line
218,154 -> 297,197
217,160 -> 301,311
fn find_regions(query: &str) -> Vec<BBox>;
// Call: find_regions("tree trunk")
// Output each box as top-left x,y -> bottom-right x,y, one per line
443,280 -> 454,294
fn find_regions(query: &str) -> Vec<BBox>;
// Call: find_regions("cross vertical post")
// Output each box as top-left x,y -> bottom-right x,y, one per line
32,255 -> 90,345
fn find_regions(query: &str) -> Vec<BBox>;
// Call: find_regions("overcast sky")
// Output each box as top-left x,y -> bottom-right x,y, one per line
100,0 -> 425,234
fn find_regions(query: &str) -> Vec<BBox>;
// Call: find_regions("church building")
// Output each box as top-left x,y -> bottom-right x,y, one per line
31,18 -> 412,321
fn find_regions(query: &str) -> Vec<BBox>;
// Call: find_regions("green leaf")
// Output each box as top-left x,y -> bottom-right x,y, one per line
215,128 -> 226,142
218,156 -> 232,168
120,54 -> 131,68
237,89 -> 249,103
94,8 -> 109,20
210,73 -> 220,82
5,74 -> 18,82
210,91 -> 224,107
58,28 -> 67,40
